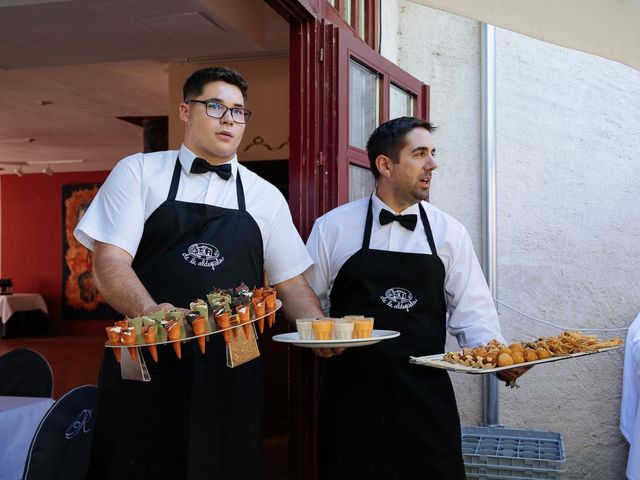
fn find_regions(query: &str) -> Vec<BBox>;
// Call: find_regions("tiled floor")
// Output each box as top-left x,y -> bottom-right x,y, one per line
0,334 -> 289,479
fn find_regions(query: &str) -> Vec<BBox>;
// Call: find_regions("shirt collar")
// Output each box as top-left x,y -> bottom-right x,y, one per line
372,190 -> 421,227
179,144 -> 238,179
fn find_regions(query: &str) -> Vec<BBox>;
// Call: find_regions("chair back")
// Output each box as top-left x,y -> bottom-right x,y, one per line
0,348 -> 53,397
22,384 -> 98,480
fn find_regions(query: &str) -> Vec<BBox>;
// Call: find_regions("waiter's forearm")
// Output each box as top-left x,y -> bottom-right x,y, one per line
275,274 -> 324,324
93,241 -> 159,317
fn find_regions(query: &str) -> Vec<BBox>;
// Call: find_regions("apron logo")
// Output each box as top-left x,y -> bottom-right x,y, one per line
183,243 -> 225,270
380,287 -> 418,311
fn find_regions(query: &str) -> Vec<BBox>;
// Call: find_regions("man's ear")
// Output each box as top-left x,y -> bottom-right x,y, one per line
179,103 -> 189,123
375,155 -> 393,179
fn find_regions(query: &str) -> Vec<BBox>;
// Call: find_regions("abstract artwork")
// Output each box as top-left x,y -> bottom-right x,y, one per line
62,183 -> 118,320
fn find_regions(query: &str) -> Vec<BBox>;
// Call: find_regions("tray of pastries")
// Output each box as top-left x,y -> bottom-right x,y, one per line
410,330 -> 624,374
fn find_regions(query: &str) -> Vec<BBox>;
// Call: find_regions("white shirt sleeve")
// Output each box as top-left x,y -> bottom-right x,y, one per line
303,220 -> 332,315
263,190 -> 313,286
74,154 -> 145,257
443,224 -> 506,347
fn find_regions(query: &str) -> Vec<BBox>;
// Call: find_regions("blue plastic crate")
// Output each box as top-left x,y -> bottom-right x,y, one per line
461,426 -> 567,480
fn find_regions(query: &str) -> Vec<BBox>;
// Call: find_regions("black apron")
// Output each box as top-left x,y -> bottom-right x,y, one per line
319,197 -> 466,480
88,158 -> 265,480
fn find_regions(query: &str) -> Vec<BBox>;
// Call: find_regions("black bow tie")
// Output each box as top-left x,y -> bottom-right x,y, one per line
379,209 -> 418,231
190,158 -> 232,180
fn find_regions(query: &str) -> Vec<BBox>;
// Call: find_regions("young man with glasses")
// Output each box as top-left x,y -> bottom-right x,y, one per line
75,67 -> 323,479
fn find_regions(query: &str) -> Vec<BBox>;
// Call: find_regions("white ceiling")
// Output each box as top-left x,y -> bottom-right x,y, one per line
0,0 -> 289,175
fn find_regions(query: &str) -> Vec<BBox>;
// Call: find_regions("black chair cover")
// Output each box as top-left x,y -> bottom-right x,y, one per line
0,348 -> 53,397
22,384 -> 98,480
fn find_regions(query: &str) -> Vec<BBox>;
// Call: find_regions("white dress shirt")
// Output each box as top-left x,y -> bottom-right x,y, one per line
621,313 -> 640,480
304,193 -> 506,347
74,144 -> 312,285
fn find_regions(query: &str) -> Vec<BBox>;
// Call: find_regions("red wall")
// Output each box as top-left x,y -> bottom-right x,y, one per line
1,171 -> 111,335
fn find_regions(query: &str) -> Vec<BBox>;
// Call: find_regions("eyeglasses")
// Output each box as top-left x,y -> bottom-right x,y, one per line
186,99 -> 251,124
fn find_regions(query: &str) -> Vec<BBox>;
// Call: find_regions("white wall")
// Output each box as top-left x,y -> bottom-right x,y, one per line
387,1 -> 640,478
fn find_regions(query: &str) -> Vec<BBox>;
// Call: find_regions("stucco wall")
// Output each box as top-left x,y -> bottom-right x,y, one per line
387,1 -> 640,478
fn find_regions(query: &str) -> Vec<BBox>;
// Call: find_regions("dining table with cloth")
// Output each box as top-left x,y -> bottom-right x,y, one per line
0,395 -> 55,479
0,293 -> 48,338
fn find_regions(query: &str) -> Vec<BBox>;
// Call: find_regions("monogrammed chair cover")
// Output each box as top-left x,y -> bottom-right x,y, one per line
22,384 -> 97,480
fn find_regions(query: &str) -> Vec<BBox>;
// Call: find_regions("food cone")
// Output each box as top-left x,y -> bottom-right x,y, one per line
229,314 -> 239,340
253,287 -> 264,299
166,321 -> 182,359
214,311 -> 231,345
237,305 -> 252,339
142,325 -> 158,362
115,320 -> 129,329
105,327 -> 122,363
122,327 -> 138,363
252,298 -> 266,333
264,288 -> 277,328
192,315 -> 207,354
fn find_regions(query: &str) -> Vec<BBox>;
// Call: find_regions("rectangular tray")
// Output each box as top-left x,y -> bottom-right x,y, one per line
410,345 -> 622,374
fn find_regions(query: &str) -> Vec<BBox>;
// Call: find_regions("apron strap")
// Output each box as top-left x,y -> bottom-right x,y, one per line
362,196 -> 439,256
418,203 -> 438,256
167,156 -> 246,212
236,172 -> 246,211
167,157 -> 182,201
362,196 -> 375,250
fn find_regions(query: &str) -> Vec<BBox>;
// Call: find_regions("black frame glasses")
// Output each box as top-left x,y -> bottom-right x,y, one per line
186,99 -> 252,124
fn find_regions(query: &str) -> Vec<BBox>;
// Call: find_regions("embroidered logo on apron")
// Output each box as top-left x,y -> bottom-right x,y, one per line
380,287 -> 418,311
183,243 -> 225,270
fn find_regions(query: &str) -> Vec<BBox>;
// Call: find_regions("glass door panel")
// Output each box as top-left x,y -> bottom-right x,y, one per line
349,163 -> 375,201
349,60 -> 380,149
390,83 -> 414,119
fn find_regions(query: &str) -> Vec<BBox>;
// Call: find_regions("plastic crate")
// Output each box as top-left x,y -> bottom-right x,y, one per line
461,426 -> 567,480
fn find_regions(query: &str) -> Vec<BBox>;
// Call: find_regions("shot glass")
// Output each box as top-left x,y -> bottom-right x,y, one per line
312,318 -> 334,340
295,318 -> 315,340
333,318 -> 355,340
353,317 -> 374,338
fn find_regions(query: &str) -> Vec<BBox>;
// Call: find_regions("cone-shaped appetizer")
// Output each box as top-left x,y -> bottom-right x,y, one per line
122,326 -> 138,363
165,320 -> 182,359
228,314 -> 240,340
192,315 -> 207,354
252,297 -> 266,333
264,288 -> 277,328
214,309 -> 231,345
237,305 -> 252,339
142,324 -> 158,362
105,326 -> 122,363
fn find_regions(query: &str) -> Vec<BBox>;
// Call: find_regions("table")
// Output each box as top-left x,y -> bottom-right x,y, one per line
0,396 -> 55,480
0,294 -> 48,338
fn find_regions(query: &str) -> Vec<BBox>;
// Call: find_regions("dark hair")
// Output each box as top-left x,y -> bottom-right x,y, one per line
366,117 -> 436,179
183,67 -> 249,103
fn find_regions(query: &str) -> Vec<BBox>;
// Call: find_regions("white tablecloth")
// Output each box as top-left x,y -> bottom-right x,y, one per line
0,396 -> 54,480
0,294 -> 48,325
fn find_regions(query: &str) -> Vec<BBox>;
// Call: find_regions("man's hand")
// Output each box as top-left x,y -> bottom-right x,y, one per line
496,365 -> 532,386
312,347 -> 346,358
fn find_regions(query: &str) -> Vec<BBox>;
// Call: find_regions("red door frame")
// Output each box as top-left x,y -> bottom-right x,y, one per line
265,2 -> 429,477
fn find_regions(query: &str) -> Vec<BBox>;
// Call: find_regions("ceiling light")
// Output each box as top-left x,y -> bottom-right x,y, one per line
0,138 -> 35,144
15,167 -> 23,177
42,165 -> 53,176
27,159 -> 84,165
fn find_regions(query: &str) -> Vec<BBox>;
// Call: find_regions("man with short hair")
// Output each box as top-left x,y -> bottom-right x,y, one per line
304,116 -> 524,479
76,67 -> 323,479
